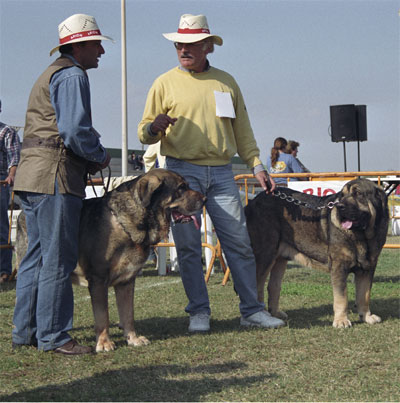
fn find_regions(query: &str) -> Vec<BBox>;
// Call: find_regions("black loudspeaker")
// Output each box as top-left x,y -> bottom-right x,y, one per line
355,105 -> 367,142
330,104 -> 367,142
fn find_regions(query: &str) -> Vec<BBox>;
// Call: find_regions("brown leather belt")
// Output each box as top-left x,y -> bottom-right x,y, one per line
21,137 -> 84,161
21,137 -> 64,150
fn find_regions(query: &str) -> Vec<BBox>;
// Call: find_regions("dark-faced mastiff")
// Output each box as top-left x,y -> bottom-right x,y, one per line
244,178 -> 389,328
16,168 -> 206,351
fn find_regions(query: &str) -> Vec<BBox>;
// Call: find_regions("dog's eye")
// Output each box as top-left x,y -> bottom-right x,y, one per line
174,183 -> 188,198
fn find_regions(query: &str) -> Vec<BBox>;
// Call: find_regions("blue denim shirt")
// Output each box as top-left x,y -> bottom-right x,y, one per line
49,55 -> 106,164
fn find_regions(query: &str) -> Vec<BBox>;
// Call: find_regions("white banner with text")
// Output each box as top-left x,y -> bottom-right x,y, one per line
287,181 -> 349,196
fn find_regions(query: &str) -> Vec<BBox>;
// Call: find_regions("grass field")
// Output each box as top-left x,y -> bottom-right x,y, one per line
0,239 -> 399,402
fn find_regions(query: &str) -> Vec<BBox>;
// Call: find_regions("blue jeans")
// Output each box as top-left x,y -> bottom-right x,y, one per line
0,175 -> 12,276
166,157 -> 265,317
12,182 -> 82,350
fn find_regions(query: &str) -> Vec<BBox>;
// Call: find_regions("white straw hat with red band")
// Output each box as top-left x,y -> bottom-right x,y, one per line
163,14 -> 223,46
50,14 -> 114,56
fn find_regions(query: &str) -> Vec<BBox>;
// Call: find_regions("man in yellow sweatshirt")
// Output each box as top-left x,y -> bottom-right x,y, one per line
138,14 -> 284,332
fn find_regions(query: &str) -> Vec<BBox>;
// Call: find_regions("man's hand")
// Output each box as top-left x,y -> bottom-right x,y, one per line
99,152 -> 111,170
4,166 -> 17,186
87,152 -> 111,175
150,114 -> 177,134
254,170 -> 275,193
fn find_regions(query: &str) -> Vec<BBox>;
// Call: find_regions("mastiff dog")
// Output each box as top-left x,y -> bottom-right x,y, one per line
16,169 -> 206,351
245,178 -> 389,328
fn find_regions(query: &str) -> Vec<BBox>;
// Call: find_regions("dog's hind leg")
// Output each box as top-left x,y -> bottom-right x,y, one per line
115,280 -> 150,346
354,268 -> 381,325
255,250 -> 276,304
256,261 -> 270,304
267,257 -> 288,320
88,280 -> 115,352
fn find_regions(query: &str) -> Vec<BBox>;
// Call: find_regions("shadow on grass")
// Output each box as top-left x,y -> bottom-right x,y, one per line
78,316 -> 243,349
74,296 -> 399,349
279,297 -> 400,329
3,361 -> 277,402
0,279 -> 16,291
373,274 -> 400,283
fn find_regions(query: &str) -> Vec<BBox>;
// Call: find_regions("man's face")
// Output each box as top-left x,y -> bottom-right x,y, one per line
174,40 -> 210,73
74,40 -> 105,70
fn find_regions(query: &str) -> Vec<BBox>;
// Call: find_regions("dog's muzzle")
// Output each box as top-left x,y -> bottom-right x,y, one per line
171,211 -> 201,230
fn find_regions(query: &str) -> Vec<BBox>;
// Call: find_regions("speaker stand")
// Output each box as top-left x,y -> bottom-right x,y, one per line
342,141 -> 361,172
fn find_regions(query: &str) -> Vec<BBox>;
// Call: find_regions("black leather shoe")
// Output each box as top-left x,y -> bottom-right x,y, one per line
53,339 -> 93,355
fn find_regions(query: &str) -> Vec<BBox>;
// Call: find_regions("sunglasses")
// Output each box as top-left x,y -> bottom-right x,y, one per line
174,41 -> 205,50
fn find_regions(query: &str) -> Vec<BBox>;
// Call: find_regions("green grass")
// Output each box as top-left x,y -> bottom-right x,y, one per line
0,246 -> 399,402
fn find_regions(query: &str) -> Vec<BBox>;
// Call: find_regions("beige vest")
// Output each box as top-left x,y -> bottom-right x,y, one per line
14,57 -> 89,198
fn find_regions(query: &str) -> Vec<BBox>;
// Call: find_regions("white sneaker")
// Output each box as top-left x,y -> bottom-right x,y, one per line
240,310 -> 285,329
188,313 -> 210,333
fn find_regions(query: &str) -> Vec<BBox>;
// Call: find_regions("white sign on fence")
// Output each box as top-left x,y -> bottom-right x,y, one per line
288,180 -> 349,196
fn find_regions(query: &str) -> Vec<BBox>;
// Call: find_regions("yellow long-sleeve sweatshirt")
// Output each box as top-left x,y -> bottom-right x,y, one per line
138,66 -> 262,169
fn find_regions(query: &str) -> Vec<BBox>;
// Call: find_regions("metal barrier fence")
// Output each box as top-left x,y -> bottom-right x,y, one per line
2,171 -> 399,283
235,171 -> 400,250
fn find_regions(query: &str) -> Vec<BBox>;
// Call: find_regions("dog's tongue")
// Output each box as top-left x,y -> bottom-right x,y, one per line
171,211 -> 200,230
342,220 -> 353,230
191,215 -> 200,230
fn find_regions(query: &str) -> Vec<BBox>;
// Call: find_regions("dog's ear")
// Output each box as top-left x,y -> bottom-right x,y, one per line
137,175 -> 163,207
374,187 -> 388,211
372,186 -> 389,228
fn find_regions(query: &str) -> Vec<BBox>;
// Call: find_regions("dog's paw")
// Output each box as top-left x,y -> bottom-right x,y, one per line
268,308 -> 288,321
332,318 -> 352,328
126,334 -> 150,347
96,340 -> 116,352
275,310 -> 288,320
362,313 -> 382,325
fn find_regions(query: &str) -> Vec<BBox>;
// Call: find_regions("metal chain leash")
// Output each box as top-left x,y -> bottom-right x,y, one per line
271,189 -> 340,211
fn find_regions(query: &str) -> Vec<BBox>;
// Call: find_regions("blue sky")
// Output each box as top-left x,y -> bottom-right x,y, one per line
1,0 -> 399,172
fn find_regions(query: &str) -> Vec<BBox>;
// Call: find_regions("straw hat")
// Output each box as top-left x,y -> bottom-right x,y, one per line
50,14 -> 114,56
163,14 -> 223,46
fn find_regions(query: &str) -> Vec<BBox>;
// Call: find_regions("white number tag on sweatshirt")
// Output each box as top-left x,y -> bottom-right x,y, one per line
214,91 -> 236,118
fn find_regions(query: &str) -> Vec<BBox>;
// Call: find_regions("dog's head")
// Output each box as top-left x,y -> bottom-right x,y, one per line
334,178 -> 388,237
136,168 -> 206,228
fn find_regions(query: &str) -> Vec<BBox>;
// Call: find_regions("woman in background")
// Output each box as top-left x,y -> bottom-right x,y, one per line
266,137 -> 305,186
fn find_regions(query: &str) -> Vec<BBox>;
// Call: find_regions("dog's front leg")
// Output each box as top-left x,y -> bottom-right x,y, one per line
330,267 -> 351,328
115,280 -> 150,346
354,268 -> 381,324
88,280 -> 115,352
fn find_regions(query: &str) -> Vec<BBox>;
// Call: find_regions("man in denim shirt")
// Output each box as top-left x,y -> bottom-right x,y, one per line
0,100 -> 21,283
12,14 -> 113,355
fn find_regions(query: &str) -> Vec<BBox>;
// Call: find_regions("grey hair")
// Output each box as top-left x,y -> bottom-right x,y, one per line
202,38 -> 215,53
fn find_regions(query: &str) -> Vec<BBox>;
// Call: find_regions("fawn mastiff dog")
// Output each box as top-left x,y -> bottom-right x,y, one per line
245,178 -> 389,328
16,169 -> 206,351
